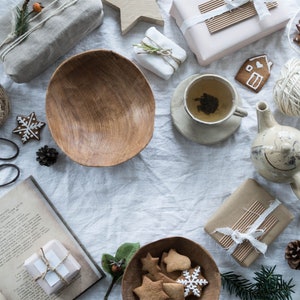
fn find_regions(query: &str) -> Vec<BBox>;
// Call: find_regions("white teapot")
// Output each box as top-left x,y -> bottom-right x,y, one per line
251,101 -> 300,199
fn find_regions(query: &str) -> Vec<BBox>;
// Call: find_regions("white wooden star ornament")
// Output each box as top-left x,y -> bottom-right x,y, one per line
104,0 -> 164,35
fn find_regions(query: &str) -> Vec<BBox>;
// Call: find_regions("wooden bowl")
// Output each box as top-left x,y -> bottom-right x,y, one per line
46,50 -> 155,166
122,236 -> 221,300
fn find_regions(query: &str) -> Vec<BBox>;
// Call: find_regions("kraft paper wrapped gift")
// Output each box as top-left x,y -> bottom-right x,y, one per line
0,0 -> 104,83
24,240 -> 81,295
204,179 -> 294,267
170,0 -> 291,66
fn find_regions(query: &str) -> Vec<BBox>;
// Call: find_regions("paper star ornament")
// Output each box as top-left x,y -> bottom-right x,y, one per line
12,112 -> 45,144
104,0 -> 164,35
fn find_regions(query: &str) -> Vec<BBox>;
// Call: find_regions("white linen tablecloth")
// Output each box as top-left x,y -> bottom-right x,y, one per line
0,0 -> 300,299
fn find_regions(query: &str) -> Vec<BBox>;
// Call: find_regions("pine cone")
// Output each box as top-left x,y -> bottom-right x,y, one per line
285,240 -> 300,270
36,145 -> 58,167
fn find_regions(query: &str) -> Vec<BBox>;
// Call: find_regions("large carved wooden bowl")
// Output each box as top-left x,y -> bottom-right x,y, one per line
46,50 -> 155,166
122,236 -> 221,300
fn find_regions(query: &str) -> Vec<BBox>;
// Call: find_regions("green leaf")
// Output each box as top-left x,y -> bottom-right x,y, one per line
115,242 -> 140,267
101,253 -> 115,275
101,242 -> 140,300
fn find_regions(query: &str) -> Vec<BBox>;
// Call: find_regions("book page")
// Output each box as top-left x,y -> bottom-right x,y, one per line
0,177 -> 104,300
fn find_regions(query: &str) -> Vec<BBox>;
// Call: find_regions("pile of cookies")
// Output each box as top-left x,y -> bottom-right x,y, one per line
133,249 -> 208,299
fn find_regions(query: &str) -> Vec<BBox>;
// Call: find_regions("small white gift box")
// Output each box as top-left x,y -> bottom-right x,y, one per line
133,27 -> 187,80
24,240 -> 81,295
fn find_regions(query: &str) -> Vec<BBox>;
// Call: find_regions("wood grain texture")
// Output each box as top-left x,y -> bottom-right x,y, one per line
103,0 -> 164,35
46,50 -> 155,167
122,237 -> 221,300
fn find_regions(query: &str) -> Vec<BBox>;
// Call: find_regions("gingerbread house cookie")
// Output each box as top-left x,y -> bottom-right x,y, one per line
235,54 -> 273,93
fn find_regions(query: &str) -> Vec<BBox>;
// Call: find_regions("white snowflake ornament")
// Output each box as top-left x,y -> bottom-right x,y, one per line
176,266 -> 208,297
12,112 -> 45,144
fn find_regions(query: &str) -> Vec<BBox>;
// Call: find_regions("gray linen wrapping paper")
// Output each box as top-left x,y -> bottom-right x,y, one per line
0,0 -> 104,83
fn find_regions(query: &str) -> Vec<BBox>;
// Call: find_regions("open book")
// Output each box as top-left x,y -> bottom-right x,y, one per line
0,176 -> 104,299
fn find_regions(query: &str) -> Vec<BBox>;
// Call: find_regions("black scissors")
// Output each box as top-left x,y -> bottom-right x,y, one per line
0,138 -> 20,187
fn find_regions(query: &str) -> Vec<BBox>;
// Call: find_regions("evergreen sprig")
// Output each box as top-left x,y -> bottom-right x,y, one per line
15,0 -> 31,37
221,265 -> 295,300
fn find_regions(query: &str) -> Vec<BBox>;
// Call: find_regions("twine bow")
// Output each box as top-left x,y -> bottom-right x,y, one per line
34,248 -> 69,285
214,199 -> 280,255
135,36 -> 182,70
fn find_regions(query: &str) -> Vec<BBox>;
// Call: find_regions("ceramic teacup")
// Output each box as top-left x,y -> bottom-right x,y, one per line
184,74 -> 248,125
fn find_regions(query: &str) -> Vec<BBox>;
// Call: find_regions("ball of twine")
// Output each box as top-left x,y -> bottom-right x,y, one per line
273,58 -> 300,116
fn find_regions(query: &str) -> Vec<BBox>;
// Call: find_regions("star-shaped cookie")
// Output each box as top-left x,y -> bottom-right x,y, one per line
12,112 -> 45,144
141,252 -> 161,274
104,0 -> 164,34
133,276 -> 169,300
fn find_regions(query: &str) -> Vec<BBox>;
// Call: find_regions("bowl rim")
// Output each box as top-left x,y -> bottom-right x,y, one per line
46,49 -> 155,167
122,236 -> 221,300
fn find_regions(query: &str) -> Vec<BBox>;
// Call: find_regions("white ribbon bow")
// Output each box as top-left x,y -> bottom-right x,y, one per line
180,0 -> 274,34
215,227 -> 267,254
214,199 -> 280,256
225,0 -> 271,20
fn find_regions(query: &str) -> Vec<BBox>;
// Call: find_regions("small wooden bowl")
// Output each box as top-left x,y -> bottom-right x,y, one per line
122,236 -> 221,300
46,50 -> 155,166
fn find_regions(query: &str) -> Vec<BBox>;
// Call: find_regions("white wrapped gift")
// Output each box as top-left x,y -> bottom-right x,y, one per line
133,27 -> 187,80
24,240 -> 81,295
170,0 -> 291,66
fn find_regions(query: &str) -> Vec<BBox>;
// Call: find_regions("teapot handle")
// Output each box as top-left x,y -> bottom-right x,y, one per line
291,173 -> 300,200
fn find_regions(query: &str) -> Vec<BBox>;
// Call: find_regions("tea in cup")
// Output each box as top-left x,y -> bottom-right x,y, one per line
184,74 -> 247,125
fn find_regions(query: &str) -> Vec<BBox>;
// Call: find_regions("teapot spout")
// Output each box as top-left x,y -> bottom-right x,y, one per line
256,101 -> 277,133
291,173 -> 300,200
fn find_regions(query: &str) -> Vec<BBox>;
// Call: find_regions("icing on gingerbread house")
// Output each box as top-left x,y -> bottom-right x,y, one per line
235,54 -> 273,93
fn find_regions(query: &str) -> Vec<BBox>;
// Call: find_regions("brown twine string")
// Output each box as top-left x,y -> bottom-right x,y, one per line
139,36 -> 182,71
34,247 -> 70,285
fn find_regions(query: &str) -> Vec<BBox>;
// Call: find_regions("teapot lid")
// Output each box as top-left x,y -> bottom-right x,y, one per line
264,135 -> 300,171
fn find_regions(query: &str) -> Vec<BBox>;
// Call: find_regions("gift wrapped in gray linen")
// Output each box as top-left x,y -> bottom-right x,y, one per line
0,0 -> 104,83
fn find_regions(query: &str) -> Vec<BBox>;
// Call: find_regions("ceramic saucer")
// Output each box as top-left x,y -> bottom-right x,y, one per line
171,74 -> 243,145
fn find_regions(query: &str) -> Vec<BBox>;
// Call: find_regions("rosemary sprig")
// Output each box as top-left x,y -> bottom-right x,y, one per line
221,265 -> 295,300
134,42 -> 172,56
15,0 -> 31,37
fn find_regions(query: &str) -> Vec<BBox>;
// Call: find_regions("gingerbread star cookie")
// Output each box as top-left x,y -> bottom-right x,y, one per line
141,252 -> 175,283
235,54 -> 273,93
133,276 -> 169,300
12,112 -> 45,144
176,266 -> 208,298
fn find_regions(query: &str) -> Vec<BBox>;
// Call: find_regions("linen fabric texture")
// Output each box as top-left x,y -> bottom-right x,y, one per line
0,0 -> 104,83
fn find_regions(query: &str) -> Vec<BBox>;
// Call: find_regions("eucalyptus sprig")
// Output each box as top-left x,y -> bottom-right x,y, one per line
221,265 -> 295,300
101,242 -> 140,300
